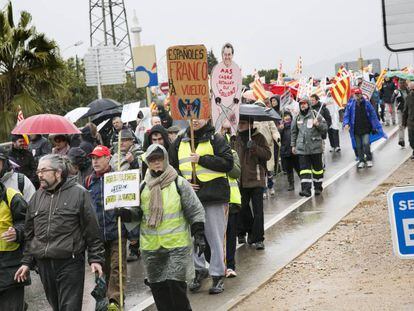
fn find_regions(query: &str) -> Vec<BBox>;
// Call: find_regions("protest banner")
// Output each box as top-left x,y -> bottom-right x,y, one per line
132,45 -> 158,88
103,169 -> 140,210
166,45 -> 210,121
210,52 -> 242,134
361,80 -> 376,99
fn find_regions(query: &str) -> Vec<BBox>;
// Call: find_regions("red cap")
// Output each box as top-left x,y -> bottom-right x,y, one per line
353,88 -> 362,95
89,145 -> 111,157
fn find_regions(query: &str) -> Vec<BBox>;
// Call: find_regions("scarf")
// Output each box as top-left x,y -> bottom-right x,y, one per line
144,164 -> 178,228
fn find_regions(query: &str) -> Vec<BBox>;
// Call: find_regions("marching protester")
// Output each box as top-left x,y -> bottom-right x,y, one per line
9,134 -> 39,189
67,147 -> 93,185
84,145 -> 127,310
324,91 -> 342,152
343,88 -> 386,169
28,134 -> 52,163
380,76 -> 397,126
14,154 -> 104,311
291,98 -> 327,197
0,181 -> 29,311
0,148 -> 36,202
167,125 -> 181,143
138,144 -> 205,311
234,116 -> 271,250
110,116 -> 125,147
110,128 -> 141,172
402,82 -> 414,159
169,118 -> 233,294
51,135 -> 70,156
157,104 -> 173,129
279,111 -> 300,191
392,79 -> 409,147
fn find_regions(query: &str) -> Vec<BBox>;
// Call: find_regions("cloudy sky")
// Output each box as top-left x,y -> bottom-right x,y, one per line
3,0 -> 409,79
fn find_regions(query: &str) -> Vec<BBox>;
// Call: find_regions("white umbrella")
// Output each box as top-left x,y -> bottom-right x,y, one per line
97,119 -> 110,132
64,107 -> 90,123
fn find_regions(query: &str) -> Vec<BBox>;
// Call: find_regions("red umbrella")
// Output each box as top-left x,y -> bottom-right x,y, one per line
12,114 -> 81,135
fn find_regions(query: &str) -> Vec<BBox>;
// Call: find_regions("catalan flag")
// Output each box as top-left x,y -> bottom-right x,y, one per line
331,67 -> 351,108
375,69 -> 387,90
252,78 -> 268,101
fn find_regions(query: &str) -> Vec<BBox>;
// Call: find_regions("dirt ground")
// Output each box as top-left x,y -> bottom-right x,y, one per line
234,159 -> 414,311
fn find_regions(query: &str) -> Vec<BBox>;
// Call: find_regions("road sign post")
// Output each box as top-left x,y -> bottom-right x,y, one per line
387,186 -> 414,259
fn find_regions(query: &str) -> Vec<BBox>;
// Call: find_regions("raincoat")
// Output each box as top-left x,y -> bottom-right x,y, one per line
343,98 -> 387,149
139,144 -> 205,283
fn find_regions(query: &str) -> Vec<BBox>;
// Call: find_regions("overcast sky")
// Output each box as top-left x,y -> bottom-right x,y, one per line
3,0 -> 389,79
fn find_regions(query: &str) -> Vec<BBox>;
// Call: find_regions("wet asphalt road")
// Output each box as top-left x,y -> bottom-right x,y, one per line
25,125 -> 410,310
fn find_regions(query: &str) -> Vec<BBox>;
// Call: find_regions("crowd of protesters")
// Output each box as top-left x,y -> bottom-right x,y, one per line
0,70 -> 414,311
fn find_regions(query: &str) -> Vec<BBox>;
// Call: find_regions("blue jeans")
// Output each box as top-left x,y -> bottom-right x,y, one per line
354,133 -> 372,162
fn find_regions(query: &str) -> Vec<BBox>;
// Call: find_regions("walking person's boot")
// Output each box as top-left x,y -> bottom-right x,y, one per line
209,276 -> 224,294
189,268 -> 209,292
287,173 -> 294,191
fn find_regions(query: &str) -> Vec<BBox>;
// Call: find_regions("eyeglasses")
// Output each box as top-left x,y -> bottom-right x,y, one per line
36,168 -> 56,175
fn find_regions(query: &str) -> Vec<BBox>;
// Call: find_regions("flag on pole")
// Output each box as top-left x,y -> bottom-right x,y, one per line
252,78 -> 268,101
375,69 -> 387,90
331,67 -> 351,108
277,61 -> 284,85
280,89 -> 292,110
17,106 -> 30,145
294,56 -> 303,75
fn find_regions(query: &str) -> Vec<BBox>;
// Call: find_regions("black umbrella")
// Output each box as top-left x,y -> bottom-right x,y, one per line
239,104 -> 281,121
91,106 -> 123,124
83,98 -> 121,118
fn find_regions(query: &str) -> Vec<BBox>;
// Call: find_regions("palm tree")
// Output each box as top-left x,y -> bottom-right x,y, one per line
0,2 -> 64,141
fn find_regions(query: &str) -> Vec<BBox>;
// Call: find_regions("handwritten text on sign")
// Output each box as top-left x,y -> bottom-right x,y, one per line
167,45 -> 210,120
103,169 -> 140,210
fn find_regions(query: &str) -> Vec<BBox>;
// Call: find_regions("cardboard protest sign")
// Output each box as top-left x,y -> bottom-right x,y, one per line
210,58 -> 242,133
121,102 -> 141,123
132,45 -> 158,88
104,169 -> 140,210
166,45 -> 210,120
361,80 -> 376,99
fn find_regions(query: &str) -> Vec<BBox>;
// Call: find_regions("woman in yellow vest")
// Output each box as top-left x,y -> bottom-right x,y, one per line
140,144 -> 205,311
0,181 -> 29,311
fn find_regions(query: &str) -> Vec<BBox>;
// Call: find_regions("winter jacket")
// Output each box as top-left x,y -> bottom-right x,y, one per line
279,122 -> 294,158
110,144 -> 141,172
254,121 -> 280,172
0,170 -> 35,203
28,135 -> 51,163
234,128 -> 271,188
403,91 -> 414,129
85,170 -> 128,241
380,80 -> 396,103
343,98 -> 387,148
169,123 -> 233,205
312,102 -> 332,128
22,177 -> 104,268
8,147 -> 39,189
291,109 -> 328,155
0,184 -> 29,291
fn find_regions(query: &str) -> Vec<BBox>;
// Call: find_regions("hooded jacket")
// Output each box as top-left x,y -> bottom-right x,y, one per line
0,183 -> 29,291
22,177 -> 104,267
28,135 -> 52,162
169,123 -> 233,205
291,108 -> 328,155
8,147 -> 39,189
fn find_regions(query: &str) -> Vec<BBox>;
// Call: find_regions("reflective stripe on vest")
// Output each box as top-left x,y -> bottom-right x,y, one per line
228,176 -> 241,205
0,188 -> 20,252
140,179 -> 190,251
178,140 -> 226,182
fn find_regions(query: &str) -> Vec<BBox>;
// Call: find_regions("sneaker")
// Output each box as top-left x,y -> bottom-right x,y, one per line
287,183 -> 294,191
238,236 -> 246,244
398,141 -> 405,148
263,192 -> 268,199
225,268 -> 237,278
126,249 -> 140,262
357,162 -> 365,169
269,188 -> 275,196
209,276 -> 224,294
335,147 -> 341,152
189,268 -> 209,292
108,302 -> 120,311
314,188 -> 323,196
299,190 -> 311,197
255,241 -> 265,250
366,161 -> 373,168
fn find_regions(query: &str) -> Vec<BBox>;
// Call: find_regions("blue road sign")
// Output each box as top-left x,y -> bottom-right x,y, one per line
387,186 -> 414,259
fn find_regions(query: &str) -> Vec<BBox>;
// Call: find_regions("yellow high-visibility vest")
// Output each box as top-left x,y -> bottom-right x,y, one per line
140,179 -> 191,251
178,140 -> 226,182
0,188 -> 20,252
